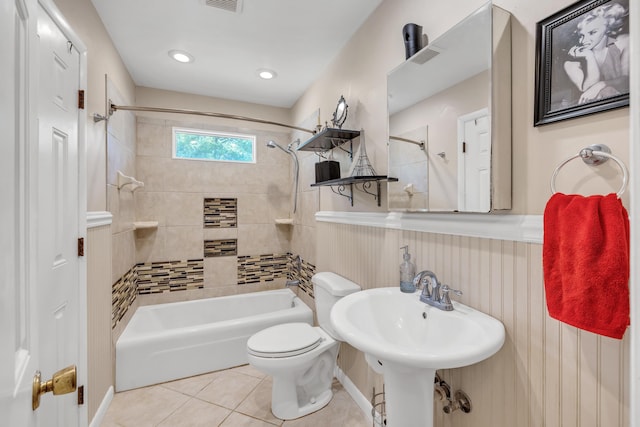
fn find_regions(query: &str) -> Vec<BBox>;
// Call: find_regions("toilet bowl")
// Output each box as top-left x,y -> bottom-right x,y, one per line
247,323 -> 339,419
246,272 -> 361,420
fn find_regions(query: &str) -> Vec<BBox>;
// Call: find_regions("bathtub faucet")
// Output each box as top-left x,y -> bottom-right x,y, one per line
285,280 -> 300,287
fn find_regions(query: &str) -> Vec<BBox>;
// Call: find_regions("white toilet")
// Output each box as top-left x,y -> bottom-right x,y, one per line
246,272 -> 361,420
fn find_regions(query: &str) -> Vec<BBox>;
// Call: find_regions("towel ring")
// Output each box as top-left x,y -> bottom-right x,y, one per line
550,144 -> 629,198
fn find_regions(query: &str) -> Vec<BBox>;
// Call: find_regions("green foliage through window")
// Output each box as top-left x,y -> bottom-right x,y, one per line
173,128 -> 256,163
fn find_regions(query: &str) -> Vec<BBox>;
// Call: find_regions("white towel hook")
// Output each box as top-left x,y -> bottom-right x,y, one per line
550,144 -> 628,198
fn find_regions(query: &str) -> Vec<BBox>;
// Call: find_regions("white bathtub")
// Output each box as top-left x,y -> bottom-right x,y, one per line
115,288 -> 312,391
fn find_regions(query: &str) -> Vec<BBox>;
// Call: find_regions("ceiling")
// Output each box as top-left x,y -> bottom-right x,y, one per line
91,0 -> 384,108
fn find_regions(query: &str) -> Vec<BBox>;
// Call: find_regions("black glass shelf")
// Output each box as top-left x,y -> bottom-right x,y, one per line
311,176 -> 398,207
310,176 -> 397,187
297,128 -> 360,152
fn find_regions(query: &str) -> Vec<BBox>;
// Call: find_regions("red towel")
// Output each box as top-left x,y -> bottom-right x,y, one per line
543,193 -> 629,339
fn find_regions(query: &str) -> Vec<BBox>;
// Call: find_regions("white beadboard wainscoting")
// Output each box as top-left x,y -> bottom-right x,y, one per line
87,212 -> 113,426
316,212 -> 629,427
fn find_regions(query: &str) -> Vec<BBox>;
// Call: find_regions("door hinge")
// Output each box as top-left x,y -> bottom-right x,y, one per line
77,385 -> 84,405
78,90 -> 85,109
462,142 -> 466,153
78,237 -> 84,257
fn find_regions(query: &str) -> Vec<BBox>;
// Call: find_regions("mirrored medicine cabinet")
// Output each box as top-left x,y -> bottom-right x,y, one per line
387,2 -> 512,213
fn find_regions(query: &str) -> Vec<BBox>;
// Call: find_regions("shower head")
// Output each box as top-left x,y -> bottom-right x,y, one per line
266,140 -> 289,153
266,140 -> 300,214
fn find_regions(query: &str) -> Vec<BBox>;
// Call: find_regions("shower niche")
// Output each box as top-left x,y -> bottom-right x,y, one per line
297,128 -> 398,206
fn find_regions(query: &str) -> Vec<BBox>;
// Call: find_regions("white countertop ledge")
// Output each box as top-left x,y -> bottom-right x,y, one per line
315,211 -> 543,244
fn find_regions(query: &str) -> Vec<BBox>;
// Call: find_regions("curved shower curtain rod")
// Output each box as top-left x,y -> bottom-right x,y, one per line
97,103 -> 316,134
389,135 -> 425,150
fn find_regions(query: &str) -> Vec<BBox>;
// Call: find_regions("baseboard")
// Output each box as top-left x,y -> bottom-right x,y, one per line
89,386 -> 114,427
334,366 -> 383,426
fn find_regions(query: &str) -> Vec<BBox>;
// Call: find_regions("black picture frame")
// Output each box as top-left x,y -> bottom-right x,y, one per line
534,0 -> 629,126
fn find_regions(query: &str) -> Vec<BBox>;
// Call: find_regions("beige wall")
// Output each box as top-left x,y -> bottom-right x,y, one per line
86,224 -> 113,422
292,0 -> 629,214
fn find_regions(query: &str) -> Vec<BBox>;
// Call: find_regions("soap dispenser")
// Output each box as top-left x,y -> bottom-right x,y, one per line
399,246 -> 416,293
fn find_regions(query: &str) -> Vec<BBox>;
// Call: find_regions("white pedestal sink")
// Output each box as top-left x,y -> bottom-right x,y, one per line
330,287 -> 505,427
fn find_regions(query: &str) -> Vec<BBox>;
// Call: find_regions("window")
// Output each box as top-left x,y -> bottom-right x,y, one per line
172,127 -> 256,163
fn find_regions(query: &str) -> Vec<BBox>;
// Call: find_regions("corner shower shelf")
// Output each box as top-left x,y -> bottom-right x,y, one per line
274,218 -> 294,225
133,221 -> 158,230
311,176 -> 398,207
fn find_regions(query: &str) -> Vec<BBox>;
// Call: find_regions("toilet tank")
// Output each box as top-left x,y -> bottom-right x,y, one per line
312,272 -> 361,339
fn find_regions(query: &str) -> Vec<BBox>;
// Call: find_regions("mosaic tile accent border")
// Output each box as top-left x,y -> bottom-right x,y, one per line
137,259 -> 204,294
112,266 -> 137,329
204,198 -> 237,228
237,253 -> 288,285
112,252 -> 314,330
289,255 -> 316,299
204,239 -> 237,257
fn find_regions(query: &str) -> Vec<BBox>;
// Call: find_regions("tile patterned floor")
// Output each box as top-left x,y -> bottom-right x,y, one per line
102,365 -> 370,427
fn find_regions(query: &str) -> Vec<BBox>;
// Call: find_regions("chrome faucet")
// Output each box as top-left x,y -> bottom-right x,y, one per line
413,270 -> 462,311
413,270 -> 439,299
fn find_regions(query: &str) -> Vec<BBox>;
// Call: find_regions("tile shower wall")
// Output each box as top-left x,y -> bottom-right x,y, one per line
317,222 -> 629,427
204,198 -> 237,228
291,256 -> 316,299
111,252 -> 303,328
135,116 -> 294,303
288,112 -> 320,280
237,253 -> 289,284
204,239 -> 238,257
235,253 -> 315,289
111,254 -> 308,329
111,258 -> 203,329
106,80 -> 138,336
112,266 -> 137,329
137,259 -> 204,294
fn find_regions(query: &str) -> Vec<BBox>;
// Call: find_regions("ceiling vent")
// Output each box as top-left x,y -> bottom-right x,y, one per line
205,0 -> 243,13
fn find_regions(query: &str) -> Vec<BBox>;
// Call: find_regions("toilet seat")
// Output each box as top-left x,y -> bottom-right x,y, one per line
247,323 -> 322,358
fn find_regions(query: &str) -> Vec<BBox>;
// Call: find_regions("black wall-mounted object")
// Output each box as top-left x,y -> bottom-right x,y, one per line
403,23 -> 423,59
315,161 -> 340,183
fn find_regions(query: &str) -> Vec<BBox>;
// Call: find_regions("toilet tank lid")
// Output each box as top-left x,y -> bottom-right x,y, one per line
312,272 -> 361,296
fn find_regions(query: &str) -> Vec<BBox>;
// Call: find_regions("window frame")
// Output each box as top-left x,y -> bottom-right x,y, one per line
171,126 -> 257,164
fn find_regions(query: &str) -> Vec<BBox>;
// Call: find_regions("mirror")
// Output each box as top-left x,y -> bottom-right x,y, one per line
387,3 -> 512,212
331,95 -> 348,129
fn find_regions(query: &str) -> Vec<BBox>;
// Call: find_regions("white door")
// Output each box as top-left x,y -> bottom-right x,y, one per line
36,3 -> 82,426
457,108 -> 491,212
0,0 -> 36,425
0,1 -> 83,424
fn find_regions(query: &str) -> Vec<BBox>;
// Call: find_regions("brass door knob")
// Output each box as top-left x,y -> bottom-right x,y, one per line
32,365 -> 77,410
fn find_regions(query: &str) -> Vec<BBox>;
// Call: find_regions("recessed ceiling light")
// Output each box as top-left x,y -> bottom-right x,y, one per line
169,50 -> 194,63
257,69 -> 277,80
